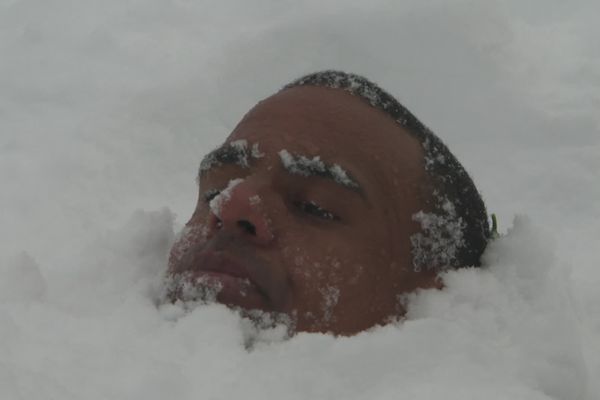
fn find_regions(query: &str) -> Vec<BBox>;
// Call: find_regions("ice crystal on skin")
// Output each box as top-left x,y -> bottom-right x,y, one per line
278,149 -> 359,188
160,271 -> 223,305
287,71 -> 487,269
209,178 -> 244,219
240,309 -> 296,349
251,142 -> 265,159
199,150 -> 220,172
286,70 -> 414,127
199,140 -> 264,173
169,224 -> 208,267
422,137 -> 448,174
410,199 -> 466,271
229,140 -> 250,168
279,149 -> 325,175
249,195 -> 261,206
329,164 -> 356,188
320,286 -> 340,323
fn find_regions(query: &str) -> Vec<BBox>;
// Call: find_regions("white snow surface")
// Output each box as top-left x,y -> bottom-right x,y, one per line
1,1 -> 600,399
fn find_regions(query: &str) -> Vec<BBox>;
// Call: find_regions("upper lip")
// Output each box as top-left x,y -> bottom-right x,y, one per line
169,231 -> 290,309
195,251 -> 254,281
174,247 -> 271,301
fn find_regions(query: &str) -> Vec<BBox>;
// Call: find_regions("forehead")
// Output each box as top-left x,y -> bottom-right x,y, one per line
227,86 -> 426,187
227,86 -> 423,167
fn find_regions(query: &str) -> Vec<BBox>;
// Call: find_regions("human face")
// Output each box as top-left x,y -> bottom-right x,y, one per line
166,86 -> 439,335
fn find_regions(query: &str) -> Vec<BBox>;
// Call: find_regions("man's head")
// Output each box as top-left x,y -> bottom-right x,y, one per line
166,71 -> 489,335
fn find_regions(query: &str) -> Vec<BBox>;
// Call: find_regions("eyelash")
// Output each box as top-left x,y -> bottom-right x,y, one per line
293,200 -> 340,221
202,189 -> 339,222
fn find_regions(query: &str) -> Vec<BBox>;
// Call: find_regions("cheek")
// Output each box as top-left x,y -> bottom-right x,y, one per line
280,237 -> 369,307
167,224 -> 208,271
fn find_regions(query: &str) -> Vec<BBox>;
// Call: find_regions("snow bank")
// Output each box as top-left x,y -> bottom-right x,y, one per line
0,212 -> 587,399
1,0 -> 599,398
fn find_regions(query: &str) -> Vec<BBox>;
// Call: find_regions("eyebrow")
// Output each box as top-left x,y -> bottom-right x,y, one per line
198,142 -> 366,199
199,140 -> 263,177
278,150 -> 366,198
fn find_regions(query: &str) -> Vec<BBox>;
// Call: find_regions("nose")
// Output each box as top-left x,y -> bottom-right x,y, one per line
208,179 -> 274,245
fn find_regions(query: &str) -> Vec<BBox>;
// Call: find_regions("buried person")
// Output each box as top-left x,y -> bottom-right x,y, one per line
164,70 -> 490,335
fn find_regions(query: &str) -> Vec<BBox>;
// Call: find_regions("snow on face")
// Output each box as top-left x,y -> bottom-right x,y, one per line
278,146 -> 468,272
319,286 -> 340,323
410,199 -> 466,271
251,143 -> 265,159
278,149 -> 359,189
3,1 -> 600,398
208,178 -> 245,219
0,211 -> 588,399
286,71 -> 394,121
161,270 -> 223,304
200,140 -> 264,174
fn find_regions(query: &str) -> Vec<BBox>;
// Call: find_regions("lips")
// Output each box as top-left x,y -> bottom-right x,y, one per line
191,251 -> 253,280
167,248 -> 273,310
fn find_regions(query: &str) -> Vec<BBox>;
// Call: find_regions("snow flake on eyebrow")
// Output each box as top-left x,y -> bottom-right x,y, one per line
199,140 -> 264,173
251,143 -> 265,159
278,149 -> 325,175
199,151 -> 220,172
278,149 -> 359,188
229,139 -> 250,168
329,164 -> 357,188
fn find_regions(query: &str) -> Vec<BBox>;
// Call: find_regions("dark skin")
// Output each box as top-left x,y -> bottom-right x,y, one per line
167,86 -> 440,335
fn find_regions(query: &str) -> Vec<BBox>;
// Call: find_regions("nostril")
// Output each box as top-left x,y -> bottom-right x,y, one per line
237,220 -> 256,236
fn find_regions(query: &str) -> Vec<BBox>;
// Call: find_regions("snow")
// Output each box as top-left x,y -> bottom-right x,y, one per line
229,139 -> 251,168
208,178 -> 245,219
329,163 -> 357,188
200,140 -> 264,173
279,149 -> 327,175
251,143 -> 265,159
287,71 -> 387,117
1,0 -> 600,399
249,195 -> 261,206
279,149 -> 359,188
410,199 -> 466,271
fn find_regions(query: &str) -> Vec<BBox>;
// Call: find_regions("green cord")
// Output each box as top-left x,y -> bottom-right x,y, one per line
490,213 -> 499,239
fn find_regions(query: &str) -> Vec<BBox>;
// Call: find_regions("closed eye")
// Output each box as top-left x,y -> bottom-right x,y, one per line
293,200 -> 340,221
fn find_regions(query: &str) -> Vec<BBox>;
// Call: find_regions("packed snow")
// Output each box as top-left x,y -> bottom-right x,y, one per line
1,1 -> 599,399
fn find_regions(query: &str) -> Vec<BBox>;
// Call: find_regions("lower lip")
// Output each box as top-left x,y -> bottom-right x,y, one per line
192,271 -> 269,310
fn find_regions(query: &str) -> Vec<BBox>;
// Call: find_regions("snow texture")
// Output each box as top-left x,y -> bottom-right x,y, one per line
208,178 -> 245,219
278,149 -> 358,188
1,1 -> 600,399
410,199 -> 466,271
249,195 -> 261,206
200,140 -> 263,172
251,143 -> 265,159
320,286 -> 340,323
287,71 -> 394,121
161,271 -> 223,305
229,140 -> 251,168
